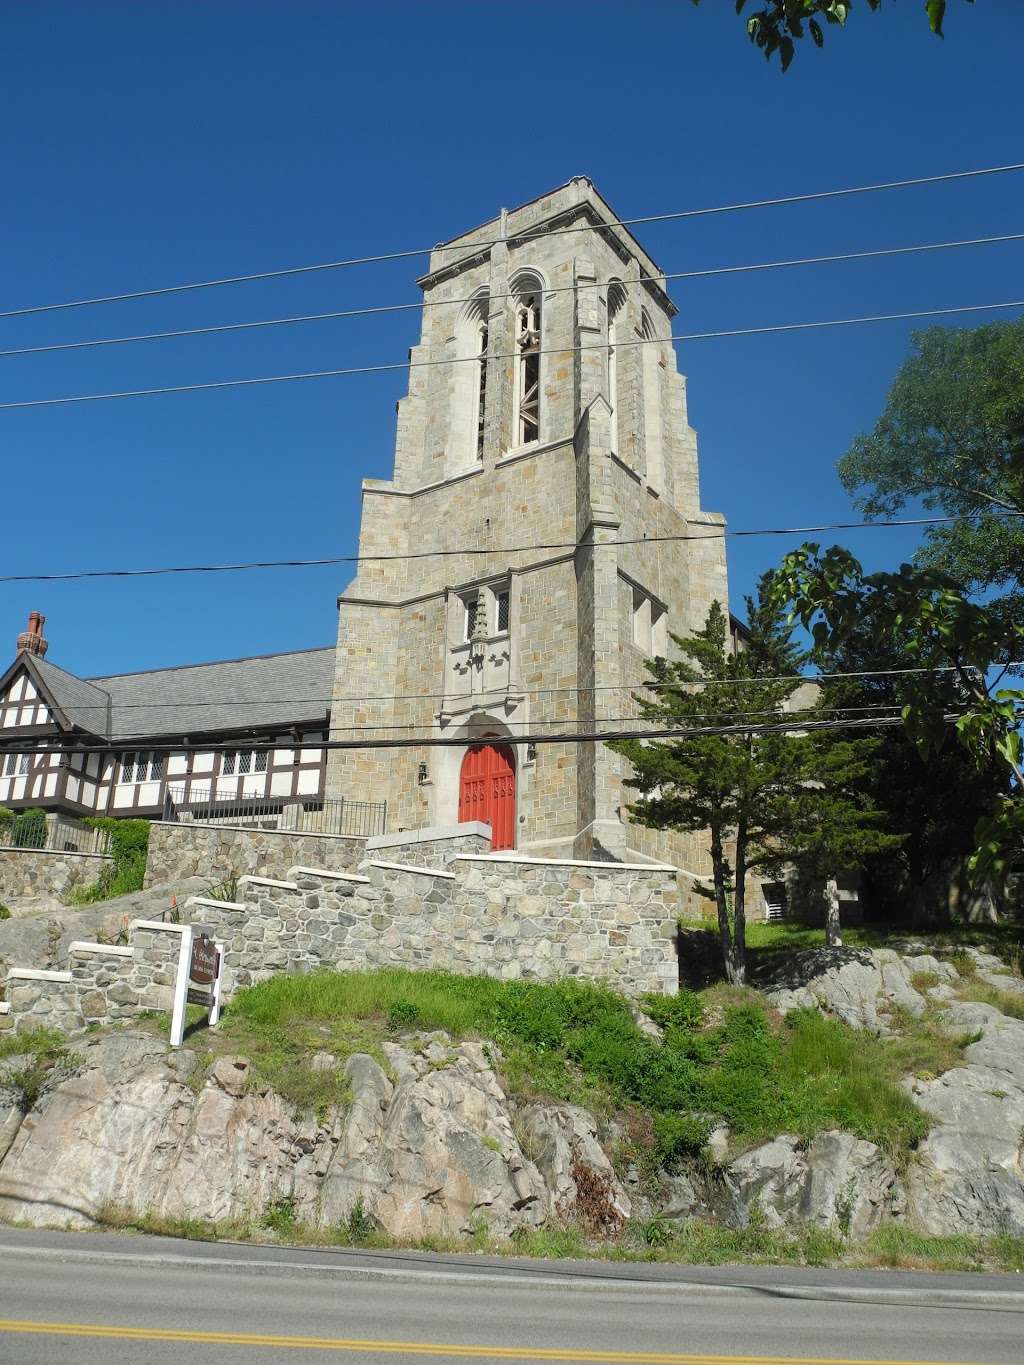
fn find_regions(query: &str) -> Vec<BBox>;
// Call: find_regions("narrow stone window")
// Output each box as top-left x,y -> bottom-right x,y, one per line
464,596 -> 480,641
641,309 -> 665,491
495,589 -> 510,634
475,318 -> 488,460
514,292 -> 541,445
607,282 -> 626,455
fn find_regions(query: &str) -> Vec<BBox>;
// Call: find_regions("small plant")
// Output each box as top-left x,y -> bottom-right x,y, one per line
207,874 -> 241,903
261,1198 -> 298,1236
631,1214 -> 672,1249
481,1133 -> 502,1155
948,949 -> 977,979
387,1000 -> 421,1032
0,904 -> 10,921
345,1197 -> 376,1245
910,971 -> 939,992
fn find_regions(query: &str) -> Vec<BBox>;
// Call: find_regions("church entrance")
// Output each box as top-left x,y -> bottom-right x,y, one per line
458,739 -> 516,850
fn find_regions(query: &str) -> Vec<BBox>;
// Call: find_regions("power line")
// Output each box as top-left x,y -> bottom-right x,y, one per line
3,230 -> 1020,364
2,510 -> 1020,584
12,709 -> 965,759
3,297 -> 1020,413
2,161 -> 1021,323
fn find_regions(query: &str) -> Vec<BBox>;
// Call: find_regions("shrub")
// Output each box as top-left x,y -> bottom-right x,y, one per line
69,819 -> 150,904
345,1197 -> 376,1245
0,905 -> 10,921
11,808 -> 47,850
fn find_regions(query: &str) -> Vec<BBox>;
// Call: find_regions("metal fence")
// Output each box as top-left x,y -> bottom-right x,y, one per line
0,812 -> 111,855
161,785 -> 387,839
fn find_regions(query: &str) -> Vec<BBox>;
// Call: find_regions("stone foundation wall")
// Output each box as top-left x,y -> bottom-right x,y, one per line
144,822 -> 368,889
187,852 -> 680,999
0,847 -> 114,906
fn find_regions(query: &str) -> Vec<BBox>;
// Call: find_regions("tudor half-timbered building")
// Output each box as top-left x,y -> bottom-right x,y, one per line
0,612 -> 363,829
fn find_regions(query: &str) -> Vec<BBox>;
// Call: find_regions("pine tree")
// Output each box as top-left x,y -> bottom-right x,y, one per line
609,575 -> 897,980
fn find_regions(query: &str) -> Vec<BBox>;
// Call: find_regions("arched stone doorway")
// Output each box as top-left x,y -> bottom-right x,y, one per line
458,737 -> 516,850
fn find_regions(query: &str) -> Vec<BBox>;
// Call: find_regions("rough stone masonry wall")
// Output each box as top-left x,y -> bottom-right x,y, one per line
188,854 -> 680,999
144,822 -> 368,889
0,921 -> 185,1035
0,847 -> 114,906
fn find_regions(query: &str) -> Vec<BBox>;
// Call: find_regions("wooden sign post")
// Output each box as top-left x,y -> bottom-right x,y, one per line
170,925 -> 225,1047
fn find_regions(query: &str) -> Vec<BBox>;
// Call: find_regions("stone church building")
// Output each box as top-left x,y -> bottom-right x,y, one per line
0,178 -> 731,887
326,177 -> 729,871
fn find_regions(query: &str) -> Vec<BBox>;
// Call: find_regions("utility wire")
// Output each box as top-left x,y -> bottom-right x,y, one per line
3,298 -> 1020,412
13,709 -> 965,759
2,231 -> 1020,363
1,161 -> 1021,322
2,511 -> 1020,584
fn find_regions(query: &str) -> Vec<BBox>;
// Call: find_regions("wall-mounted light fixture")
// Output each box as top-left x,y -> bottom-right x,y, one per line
526,743 -> 537,764
417,762 -> 429,785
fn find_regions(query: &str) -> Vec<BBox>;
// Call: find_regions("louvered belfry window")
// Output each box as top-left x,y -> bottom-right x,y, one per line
515,293 -> 541,445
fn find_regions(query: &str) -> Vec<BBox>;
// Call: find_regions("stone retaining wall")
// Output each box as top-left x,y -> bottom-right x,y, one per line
144,822 -> 368,889
363,823 -> 491,869
0,847 -> 114,907
1,919 -> 185,1034
189,852 -> 680,998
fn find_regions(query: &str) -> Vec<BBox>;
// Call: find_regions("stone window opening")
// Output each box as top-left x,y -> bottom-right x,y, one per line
640,308 -> 665,491
607,281 -> 627,456
631,587 -> 667,657
514,291 -> 542,446
460,582 -> 511,643
475,317 -> 488,460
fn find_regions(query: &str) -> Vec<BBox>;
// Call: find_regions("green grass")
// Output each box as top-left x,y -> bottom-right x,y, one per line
957,980 -> 1024,1020
84,1204 -> 1024,1274
0,1026 -> 79,1113
223,967 -> 932,1163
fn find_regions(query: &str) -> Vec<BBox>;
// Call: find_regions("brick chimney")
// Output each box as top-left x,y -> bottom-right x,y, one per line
16,611 -> 48,658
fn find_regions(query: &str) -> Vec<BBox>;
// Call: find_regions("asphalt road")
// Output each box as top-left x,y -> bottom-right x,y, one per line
0,1227 -> 1022,1365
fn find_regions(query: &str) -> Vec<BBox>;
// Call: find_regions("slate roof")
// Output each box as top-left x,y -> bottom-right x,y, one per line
32,658 -> 111,733
30,646 -> 335,741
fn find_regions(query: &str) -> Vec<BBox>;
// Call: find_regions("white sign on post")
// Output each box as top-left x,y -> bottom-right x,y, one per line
170,925 -> 226,1047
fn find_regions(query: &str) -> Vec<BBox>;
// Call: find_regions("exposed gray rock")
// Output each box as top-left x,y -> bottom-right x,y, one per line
905,1002 -> 1024,1236
722,1131 -> 900,1237
658,1171 -> 700,1219
761,948 -> 927,1032
518,1102 -> 631,1228
318,1043 -> 546,1241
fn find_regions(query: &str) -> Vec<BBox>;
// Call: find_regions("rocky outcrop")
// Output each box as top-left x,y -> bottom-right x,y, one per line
761,947 -> 952,1032
1,942 -> 1022,1244
905,1000 -> 1024,1236
718,1131 -> 902,1238
319,1039 -> 548,1240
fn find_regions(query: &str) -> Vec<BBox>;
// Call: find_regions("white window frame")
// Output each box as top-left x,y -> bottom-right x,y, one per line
119,751 -> 163,785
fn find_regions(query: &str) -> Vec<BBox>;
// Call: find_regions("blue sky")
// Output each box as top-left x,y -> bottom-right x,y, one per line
1,1 -> 1020,678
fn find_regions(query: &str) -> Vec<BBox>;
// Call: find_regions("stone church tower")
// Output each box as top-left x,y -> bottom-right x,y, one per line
327,178 -> 728,868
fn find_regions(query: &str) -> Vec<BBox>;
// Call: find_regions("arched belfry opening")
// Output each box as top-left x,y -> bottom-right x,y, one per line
447,289 -> 490,475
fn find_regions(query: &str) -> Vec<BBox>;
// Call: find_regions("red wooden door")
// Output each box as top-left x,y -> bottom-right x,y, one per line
459,740 -> 516,850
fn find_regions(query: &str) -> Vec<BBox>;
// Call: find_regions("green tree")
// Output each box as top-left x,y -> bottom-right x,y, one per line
689,1 -> 973,71
812,625 -> 1007,925
775,546 -> 1023,893
608,580 -> 894,980
837,320 -> 1024,632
